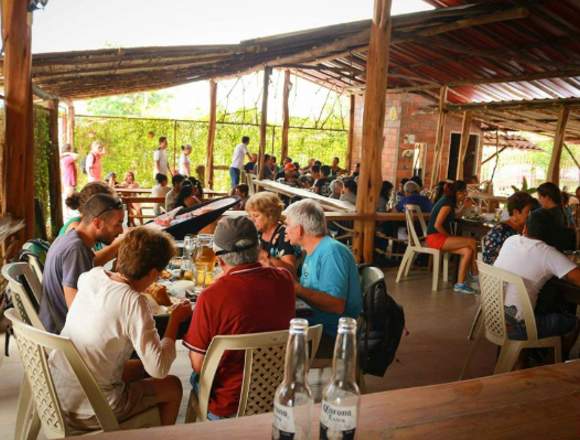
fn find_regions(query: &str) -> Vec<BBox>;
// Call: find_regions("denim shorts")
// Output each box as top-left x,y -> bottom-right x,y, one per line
190,372 -> 231,421
505,305 -> 577,340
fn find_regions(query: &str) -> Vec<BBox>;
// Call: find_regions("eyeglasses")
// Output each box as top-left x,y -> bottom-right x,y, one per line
94,200 -> 124,218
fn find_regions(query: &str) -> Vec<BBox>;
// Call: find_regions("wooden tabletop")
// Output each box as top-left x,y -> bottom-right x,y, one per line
85,361 -> 580,440
255,179 -> 356,213
223,210 -> 427,222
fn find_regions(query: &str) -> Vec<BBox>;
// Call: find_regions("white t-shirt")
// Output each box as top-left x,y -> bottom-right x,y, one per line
230,143 -> 248,169
48,267 -> 177,418
178,152 -> 190,176
153,148 -> 169,177
494,235 -> 576,319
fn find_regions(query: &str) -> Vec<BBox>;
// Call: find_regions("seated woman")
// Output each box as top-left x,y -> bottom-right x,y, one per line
120,171 -> 142,222
105,172 -> 119,188
49,227 -> 192,427
175,182 -> 202,213
329,179 -> 344,200
246,192 -> 299,275
59,182 -> 121,265
426,180 -> 478,294
377,181 -> 394,212
536,182 -> 576,251
482,191 -> 535,264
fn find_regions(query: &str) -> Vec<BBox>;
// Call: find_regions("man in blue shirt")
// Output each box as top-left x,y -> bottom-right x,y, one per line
395,180 -> 432,213
285,199 -> 362,356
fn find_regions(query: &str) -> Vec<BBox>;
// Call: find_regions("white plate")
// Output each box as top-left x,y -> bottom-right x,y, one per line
167,280 -> 196,298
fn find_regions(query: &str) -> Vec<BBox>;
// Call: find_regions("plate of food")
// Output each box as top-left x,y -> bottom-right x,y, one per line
144,283 -> 187,316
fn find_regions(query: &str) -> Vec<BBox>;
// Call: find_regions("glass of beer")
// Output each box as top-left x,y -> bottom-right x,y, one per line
194,234 -> 217,290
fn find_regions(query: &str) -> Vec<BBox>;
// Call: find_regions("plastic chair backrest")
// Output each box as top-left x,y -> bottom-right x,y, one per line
27,255 -> 44,283
477,261 -> 538,345
360,266 -> 385,293
405,204 -> 426,248
4,309 -> 121,439
197,324 -> 322,421
2,262 -> 44,330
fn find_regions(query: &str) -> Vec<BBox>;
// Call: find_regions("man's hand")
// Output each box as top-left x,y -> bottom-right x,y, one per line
170,301 -> 193,323
258,249 -> 270,266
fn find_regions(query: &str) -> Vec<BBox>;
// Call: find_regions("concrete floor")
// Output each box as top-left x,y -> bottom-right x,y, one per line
0,268 -> 498,439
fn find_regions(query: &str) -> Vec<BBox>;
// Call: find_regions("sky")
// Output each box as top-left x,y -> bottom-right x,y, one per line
31,0 -> 433,119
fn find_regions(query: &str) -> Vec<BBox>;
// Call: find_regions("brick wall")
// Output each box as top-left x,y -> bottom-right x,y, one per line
351,92 -> 482,187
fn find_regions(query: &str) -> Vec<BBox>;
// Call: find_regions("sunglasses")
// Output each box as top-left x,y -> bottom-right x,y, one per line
94,200 -> 124,218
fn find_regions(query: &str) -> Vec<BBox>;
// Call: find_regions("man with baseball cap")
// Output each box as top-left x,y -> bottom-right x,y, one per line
183,216 -> 294,420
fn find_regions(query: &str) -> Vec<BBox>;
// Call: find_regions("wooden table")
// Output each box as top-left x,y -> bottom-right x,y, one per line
116,187 -> 153,195
84,361 -> 580,440
255,179 -> 355,212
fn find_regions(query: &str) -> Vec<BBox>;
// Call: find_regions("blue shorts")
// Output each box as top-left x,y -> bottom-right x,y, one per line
190,372 -> 231,421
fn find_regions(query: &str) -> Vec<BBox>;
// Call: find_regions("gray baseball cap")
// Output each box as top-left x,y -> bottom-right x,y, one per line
213,216 -> 259,256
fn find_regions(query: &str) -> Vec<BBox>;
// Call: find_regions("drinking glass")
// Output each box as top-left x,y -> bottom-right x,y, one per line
183,234 -> 195,259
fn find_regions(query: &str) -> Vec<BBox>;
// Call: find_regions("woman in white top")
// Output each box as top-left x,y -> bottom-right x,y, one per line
178,144 -> 192,176
49,227 -> 192,427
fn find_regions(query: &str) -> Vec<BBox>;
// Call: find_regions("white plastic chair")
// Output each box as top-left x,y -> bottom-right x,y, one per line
2,262 -> 45,440
396,204 -> 449,291
185,324 -> 322,423
5,309 -> 161,439
461,262 -> 562,378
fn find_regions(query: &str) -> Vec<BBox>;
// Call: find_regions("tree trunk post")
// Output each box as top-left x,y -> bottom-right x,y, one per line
547,106 -> 570,185
430,86 -> 447,188
353,0 -> 393,263
456,110 -> 473,180
1,0 -> 35,252
206,80 -> 218,189
47,99 -> 63,237
280,70 -> 291,162
66,102 -> 75,147
346,94 -> 356,173
258,67 -> 272,180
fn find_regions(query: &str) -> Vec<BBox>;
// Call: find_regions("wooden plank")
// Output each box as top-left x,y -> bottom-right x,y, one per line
86,362 -> 580,440
1,0 -> 34,252
257,67 -> 272,179
354,0 -> 393,263
547,106 -> 570,184
346,94 -> 356,173
480,146 -> 507,166
429,86 -> 447,188
564,143 -> 580,170
206,80 -> 217,188
456,110 -> 473,180
47,99 -> 63,237
280,70 -> 291,161
66,101 -> 75,146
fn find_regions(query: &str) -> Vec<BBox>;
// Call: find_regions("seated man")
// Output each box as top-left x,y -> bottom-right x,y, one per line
482,191 -> 535,264
183,216 -> 294,420
49,227 -> 191,428
152,173 -> 170,216
165,173 -> 186,212
40,194 -> 124,334
285,199 -> 362,355
494,209 -> 580,346
395,180 -> 432,213
312,165 -> 332,196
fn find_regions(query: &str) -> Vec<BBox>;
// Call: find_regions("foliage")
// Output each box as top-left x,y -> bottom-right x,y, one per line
74,107 -> 348,191
510,176 -> 537,194
33,106 -> 53,236
85,91 -> 173,117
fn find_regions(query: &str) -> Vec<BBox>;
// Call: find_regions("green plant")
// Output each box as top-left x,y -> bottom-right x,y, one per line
510,176 -> 537,194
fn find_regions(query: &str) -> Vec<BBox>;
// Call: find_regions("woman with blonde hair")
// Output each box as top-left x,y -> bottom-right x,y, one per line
246,192 -> 299,274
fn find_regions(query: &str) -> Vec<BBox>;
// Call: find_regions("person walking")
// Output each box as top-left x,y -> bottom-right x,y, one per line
229,136 -> 252,189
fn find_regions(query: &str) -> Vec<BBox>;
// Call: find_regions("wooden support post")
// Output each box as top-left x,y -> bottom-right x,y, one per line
172,119 -> 177,172
346,94 -> 356,173
563,143 -> 580,170
353,0 -> 393,263
258,67 -> 272,179
429,86 -> 447,188
280,70 -> 291,161
547,106 -> 570,185
1,0 -> 34,251
66,102 -> 75,146
456,110 -> 473,180
47,99 -> 63,236
206,80 -> 218,188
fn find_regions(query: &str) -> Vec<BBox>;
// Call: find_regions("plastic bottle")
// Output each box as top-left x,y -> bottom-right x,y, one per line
272,318 -> 313,440
320,317 -> 360,440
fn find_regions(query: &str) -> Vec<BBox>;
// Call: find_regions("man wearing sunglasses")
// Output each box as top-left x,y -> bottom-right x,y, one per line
40,193 -> 125,334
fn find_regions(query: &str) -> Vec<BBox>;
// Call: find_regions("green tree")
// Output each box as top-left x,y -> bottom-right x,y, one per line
86,91 -> 173,117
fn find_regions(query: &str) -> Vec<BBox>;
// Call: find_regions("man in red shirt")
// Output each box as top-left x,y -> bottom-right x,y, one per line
183,216 -> 295,420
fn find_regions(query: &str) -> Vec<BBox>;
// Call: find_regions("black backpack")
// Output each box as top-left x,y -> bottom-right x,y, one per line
357,265 -> 405,377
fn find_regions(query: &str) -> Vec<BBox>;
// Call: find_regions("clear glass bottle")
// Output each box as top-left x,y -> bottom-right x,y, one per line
320,317 -> 360,440
272,318 -> 313,440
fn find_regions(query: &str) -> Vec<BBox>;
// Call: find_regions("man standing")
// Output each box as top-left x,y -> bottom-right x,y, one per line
40,194 -> 125,334
154,136 -> 173,178
229,136 -> 252,188
183,216 -> 294,419
285,199 -> 362,355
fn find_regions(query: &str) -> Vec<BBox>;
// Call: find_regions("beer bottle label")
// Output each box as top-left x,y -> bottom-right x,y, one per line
319,401 -> 357,440
273,403 -> 295,440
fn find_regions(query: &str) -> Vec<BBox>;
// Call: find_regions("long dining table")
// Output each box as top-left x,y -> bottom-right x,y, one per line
82,361 -> 580,440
